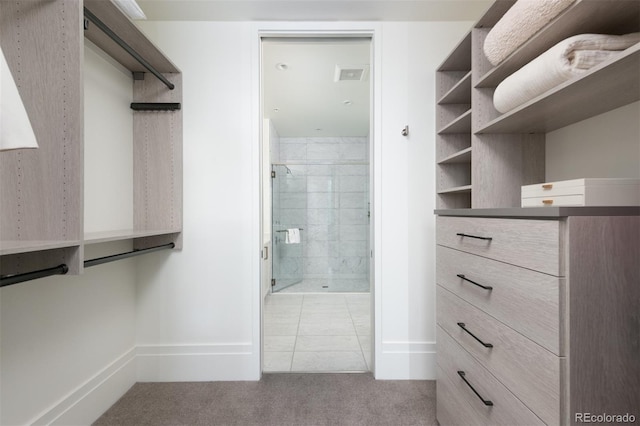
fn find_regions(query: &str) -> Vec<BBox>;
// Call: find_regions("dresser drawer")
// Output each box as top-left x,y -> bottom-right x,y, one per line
436,364 -> 480,426
437,245 -> 563,355
436,216 -> 563,275
437,326 -> 544,426
437,287 -> 563,426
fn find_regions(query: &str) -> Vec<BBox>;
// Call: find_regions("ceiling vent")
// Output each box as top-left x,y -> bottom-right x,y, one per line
334,64 -> 369,82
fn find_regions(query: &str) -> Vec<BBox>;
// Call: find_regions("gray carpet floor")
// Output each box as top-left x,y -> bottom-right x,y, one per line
94,373 -> 436,426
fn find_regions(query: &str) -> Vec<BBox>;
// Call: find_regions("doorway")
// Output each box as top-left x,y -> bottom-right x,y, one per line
260,36 -> 373,372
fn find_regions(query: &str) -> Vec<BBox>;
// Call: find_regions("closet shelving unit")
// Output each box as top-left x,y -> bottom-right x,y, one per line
435,1 -> 639,424
436,33 -> 473,208
435,0 -> 640,209
1,0 -> 182,283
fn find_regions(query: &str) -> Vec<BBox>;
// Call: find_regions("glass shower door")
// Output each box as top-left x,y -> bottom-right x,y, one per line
271,164 -> 305,292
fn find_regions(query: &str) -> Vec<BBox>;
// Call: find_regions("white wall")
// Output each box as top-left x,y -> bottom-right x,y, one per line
133,20 -> 472,381
84,41 -> 134,233
546,101 -> 640,181
0,42 -> 138,425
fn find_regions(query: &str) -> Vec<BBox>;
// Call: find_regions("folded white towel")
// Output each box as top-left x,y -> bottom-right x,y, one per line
1,46 -> 39,151
493,33 -> 640,114
484,0 -> 576,66
285,228 -> 301,244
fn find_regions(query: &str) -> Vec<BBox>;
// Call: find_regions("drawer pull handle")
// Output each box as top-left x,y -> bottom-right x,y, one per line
457,274 -> 493,291
457,322 -> 493,348
542,199 -> 553,205
456,233 -> 492,241
542,184 -> 553,190
457,371 -> 494,406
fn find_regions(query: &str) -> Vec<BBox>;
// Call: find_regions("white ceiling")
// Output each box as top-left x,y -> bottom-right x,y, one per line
134,0 -> 491,137
136,0 -> 492,22
263,38 -> 371,137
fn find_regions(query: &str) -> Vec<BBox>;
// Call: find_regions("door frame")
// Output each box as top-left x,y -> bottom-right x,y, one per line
252,23 -> 382,377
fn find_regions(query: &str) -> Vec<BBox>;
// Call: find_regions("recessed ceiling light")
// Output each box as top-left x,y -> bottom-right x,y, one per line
343,100 -> 353,106
275,63 -> 288,71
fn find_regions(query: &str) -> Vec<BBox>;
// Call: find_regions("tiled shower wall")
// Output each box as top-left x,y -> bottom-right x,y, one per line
273,137 -> 370,286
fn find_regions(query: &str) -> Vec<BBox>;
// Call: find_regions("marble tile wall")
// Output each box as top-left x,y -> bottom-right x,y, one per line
272,137 -> 370,287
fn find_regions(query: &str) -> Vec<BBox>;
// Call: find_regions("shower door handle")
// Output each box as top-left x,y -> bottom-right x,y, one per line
262,246 -> 269,260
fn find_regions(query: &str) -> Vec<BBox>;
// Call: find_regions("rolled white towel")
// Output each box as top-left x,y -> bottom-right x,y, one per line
493,33 -> 640,114
484,0 -> 576,66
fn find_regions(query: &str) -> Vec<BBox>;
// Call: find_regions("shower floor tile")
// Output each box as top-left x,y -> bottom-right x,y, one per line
276,278 -> 370,293
263,293 -> 371,373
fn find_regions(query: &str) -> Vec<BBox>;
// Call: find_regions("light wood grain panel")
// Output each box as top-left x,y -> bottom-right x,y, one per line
437,32 -> 471,72
470,22 -> 545,209
436,134 -> 471,163
438,288 -> 562,425
0,0 -> 83,273
436,326 -> 546,426
438,72 -> 472,105
84,0 -> 179,73
436,192 -> 472,210
437,105 -> 471,134
437,71 -> 468,101
133,73 -> 183,234
436,364 -> 481,426
437,164 -> 471,191
568,216 -> 640,419
436,216 -> 561,275
437,245 -> 563,355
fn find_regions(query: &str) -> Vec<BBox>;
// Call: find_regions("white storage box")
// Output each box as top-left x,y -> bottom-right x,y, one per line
521,178 -> 640,207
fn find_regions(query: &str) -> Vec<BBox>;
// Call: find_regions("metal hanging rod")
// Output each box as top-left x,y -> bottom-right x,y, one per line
83,7 -> 175,91
275,229 -> 304,232
0,264 -> 69,288
272,162 -> 369,166
130,103 -> 181,111
84,243 -> 175,268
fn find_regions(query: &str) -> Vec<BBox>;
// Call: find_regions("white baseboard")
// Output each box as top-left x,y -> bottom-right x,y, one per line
136,344 -> 260,382
375,341 -> 437,380
32,348 -> 137,426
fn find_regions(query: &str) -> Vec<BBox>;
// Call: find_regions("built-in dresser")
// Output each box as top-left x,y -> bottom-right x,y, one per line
435,1 -> 640,424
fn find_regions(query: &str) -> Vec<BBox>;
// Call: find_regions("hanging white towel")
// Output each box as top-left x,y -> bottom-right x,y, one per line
285,228 -> 301,244
1,45 -> 39,151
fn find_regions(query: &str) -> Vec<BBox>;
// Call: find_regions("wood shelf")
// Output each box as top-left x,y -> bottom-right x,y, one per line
438,147 -> 472,165
84,0 -> 179,74
438,109 -> 472,134
84,229 -> 181,245
438,185 -> 472,195
438,32 -> 472,71
438,71 -> 472,105
477,44 -> 640,134
1,241 -> 82,256
476,0 -> 640,88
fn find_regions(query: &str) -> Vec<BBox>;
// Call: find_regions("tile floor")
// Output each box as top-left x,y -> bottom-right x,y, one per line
264,293 -> 371,372
276,278 -> 370,293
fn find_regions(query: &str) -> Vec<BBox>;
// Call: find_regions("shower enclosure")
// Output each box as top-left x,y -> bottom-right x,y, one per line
271,149 -> 370,293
